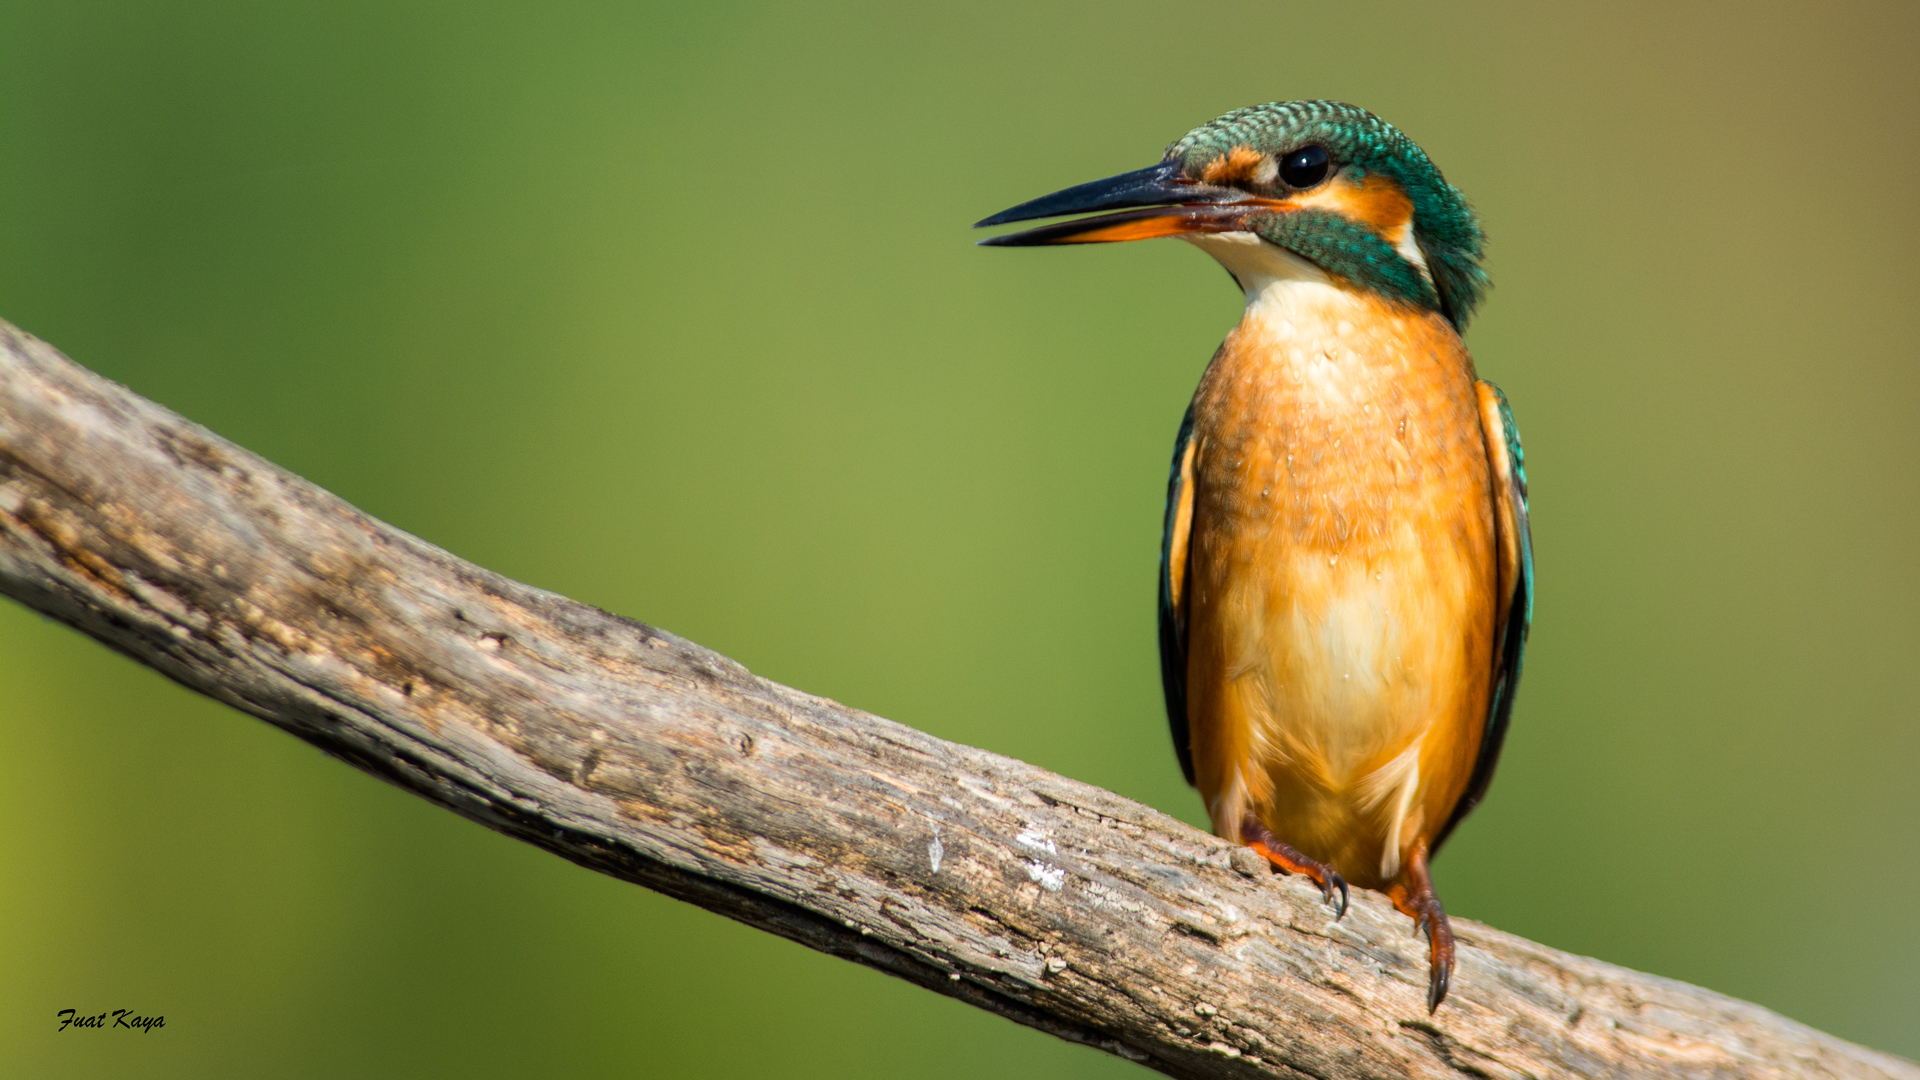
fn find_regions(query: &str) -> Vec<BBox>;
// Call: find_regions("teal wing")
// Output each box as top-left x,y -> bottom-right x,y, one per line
1157,404 -> 1198,785
1434,381 -> 1533,853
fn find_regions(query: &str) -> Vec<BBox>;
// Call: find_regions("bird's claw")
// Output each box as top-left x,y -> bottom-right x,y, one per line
1384,843 -> 1457,1013
1239,814 -> 1348,920
1427,956 -> 1451,1014
1325,871 -> 1350,920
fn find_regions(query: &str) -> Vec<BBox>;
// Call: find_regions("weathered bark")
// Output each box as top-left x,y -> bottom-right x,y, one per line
0,317 -> 1908,1080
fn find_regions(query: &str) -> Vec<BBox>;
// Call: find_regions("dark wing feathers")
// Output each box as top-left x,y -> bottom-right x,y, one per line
1157,404 -> 1199,785
1434,380 -> 1533,854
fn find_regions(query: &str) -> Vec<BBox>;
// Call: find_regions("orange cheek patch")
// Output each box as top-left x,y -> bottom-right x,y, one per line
1201,146 -> 1269,185
1292,173 -> 1416,238
1346,174 -> 1416,235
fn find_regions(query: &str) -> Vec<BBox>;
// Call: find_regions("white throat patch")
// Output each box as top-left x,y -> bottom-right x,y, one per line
1183,226 -> 1431,313
1182,232 -> 1345,313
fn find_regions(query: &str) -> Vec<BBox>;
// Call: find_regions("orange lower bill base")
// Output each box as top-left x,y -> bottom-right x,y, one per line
976,203 -> 1261,246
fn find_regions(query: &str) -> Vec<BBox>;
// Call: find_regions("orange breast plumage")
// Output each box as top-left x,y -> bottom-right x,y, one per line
1178,245 -> 1497,890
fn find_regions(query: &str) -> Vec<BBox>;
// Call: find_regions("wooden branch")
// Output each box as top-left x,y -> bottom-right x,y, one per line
0,317 -> 1908,1080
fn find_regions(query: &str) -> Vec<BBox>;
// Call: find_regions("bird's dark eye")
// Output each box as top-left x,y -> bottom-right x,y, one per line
1279,145 -> 1330,188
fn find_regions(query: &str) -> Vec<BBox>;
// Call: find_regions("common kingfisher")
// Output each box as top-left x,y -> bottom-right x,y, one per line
977,101 -> 1532,1012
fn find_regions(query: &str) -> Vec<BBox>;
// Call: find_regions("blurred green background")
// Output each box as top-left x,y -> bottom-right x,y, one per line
2,0 -> 1916,1075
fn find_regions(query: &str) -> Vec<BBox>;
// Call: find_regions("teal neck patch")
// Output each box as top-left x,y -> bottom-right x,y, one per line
1171,101 -> 1489,330
1250,209 -> 1439,311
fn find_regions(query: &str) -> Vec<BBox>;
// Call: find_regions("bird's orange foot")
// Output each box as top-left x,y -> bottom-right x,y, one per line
1239,813 -> 1348,918
1388,843 -> 1455,1013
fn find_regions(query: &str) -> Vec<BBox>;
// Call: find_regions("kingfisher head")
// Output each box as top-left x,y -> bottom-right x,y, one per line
976,100 -> 1488,330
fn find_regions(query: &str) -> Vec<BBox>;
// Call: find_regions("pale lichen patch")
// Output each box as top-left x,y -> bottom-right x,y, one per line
926,814 -> 945,874
1016,825 -> 1057,854
1025,860 -> 1065,891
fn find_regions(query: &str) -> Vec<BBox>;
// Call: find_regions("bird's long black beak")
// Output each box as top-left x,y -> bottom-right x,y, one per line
973,160 -> 1259,246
